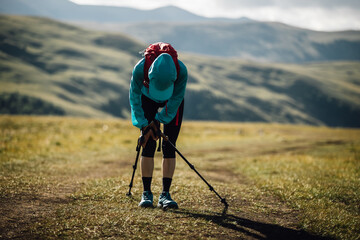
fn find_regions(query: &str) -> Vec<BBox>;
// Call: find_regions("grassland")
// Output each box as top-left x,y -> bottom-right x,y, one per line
0,116 -> 359,239
1,15 -> 360,127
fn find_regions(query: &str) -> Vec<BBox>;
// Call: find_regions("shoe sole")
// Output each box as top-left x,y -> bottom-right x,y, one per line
157,203 -> 178,210
139,201 -> 154,208
139,204 -> 154,208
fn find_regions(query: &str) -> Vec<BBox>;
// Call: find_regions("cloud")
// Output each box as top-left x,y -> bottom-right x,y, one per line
210,0 -> 360,30
238,6 -> 360,31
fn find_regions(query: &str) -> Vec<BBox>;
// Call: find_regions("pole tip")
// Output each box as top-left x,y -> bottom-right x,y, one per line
221,198 -> 229,207
221,199 -> 229,216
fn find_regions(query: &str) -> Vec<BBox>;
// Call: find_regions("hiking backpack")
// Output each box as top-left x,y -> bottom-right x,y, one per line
143,42 -> 180,88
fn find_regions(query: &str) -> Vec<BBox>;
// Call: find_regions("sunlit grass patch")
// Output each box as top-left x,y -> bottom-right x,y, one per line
239,141 -> 360,239
1,116 -> 359,239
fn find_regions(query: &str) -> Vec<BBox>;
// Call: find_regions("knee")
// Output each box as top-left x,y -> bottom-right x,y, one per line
162,141 -> 176,158
141,139 -> 156,157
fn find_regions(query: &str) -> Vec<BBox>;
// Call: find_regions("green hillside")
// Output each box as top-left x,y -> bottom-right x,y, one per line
182,55 -> 360,127
1,15 -> 360,127
0,14 -> 145,118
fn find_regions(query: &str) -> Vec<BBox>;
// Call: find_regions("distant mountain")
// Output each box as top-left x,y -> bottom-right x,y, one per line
95,21 -> 360,63
1,15 -> 360,127
2,0 -> 359,63
0,0 -> 251,23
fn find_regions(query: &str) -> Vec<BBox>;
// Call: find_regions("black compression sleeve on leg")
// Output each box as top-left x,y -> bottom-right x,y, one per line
162,177 -> 172,192
142,177 -> 152,192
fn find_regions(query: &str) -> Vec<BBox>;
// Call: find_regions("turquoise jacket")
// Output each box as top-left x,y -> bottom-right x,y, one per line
129,58 -> 187,129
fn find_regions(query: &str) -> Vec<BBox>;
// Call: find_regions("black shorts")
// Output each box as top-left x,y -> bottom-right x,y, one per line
141,94 -> 184,158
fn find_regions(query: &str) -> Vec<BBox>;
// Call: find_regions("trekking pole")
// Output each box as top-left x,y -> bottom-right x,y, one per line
157,130 -> 229,208
126,135 -> 143,196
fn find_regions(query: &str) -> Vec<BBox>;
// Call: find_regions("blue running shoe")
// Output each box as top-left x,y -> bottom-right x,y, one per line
139,191 -> 153,208
157,191 -> 178,209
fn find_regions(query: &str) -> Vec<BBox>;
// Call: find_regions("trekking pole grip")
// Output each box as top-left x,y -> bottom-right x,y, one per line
160,132 -> 168,141
136,135 -> 144,151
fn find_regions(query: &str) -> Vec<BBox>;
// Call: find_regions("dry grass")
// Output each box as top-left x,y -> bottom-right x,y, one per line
0,116 -> 359,239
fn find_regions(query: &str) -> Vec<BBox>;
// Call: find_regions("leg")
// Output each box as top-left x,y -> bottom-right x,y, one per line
141,156 -> 154,178
139,140 -> 156,208
162,100 -> 184,183
140,94 -> 160,191
158,101 -> 184,209
162,158 -> 176,179
138,95 -> 160,208
161,126 -> 180,193
140,138 -> 156,192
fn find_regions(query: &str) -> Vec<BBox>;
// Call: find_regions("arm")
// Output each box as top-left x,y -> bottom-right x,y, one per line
155,60 -> 188,124
129,59 -> 148,129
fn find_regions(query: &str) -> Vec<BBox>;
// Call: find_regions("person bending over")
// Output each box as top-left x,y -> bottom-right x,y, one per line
129,42 -> 187,209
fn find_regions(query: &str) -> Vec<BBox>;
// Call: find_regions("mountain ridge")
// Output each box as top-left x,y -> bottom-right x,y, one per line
1,15 -> 360,127
111,21 -> 360,63
0,0 -> 252,23
2,0 -> 360,63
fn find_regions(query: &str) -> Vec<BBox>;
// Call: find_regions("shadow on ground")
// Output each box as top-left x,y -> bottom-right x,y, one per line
173,208 -> 333,240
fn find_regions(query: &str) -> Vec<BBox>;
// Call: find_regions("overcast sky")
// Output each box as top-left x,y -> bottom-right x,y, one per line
70,0 -> 360,31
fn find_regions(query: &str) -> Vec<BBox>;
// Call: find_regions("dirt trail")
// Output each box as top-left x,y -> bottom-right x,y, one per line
0,186 -> 76,239
0,158 -> 125,239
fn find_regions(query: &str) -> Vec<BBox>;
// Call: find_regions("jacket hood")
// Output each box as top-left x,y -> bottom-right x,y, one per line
148,53 -> 177,101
